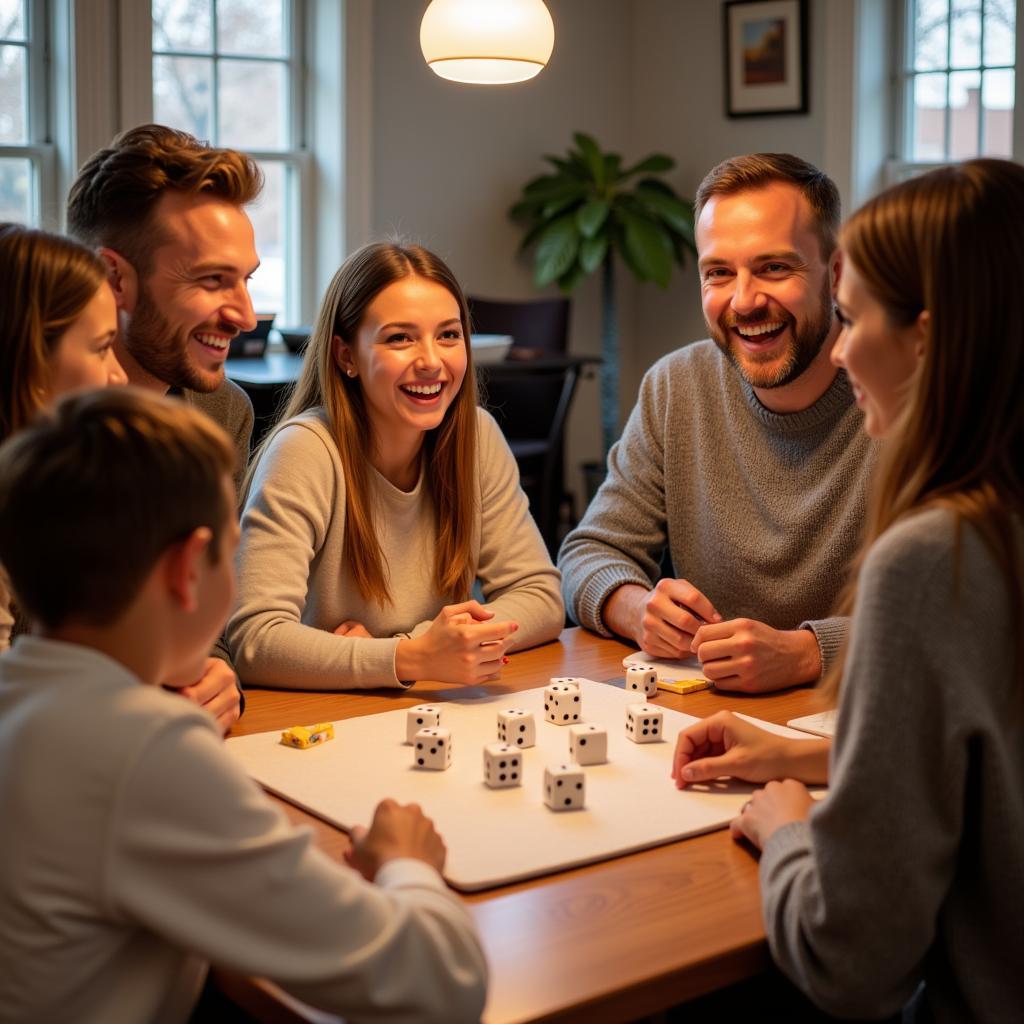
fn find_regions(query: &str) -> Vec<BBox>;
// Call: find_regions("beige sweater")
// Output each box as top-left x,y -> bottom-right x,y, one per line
0,637 -> 487,1024
228,407 -> 563,689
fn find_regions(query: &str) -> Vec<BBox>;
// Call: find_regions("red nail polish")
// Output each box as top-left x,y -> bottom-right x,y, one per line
502,656 -> 510,665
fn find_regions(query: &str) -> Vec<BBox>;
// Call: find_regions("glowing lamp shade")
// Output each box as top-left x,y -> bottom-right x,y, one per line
420,0 -> 555,85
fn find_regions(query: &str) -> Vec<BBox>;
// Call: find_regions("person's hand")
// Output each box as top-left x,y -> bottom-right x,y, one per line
334,620 -> 373,638
672,710 -> 796,787
395,600 -> 517,684
345,798 -> 447,881
691,619 -> 821,693
605,579 -> 721,659
729,780 -> 814,851
178,657 -> 242,734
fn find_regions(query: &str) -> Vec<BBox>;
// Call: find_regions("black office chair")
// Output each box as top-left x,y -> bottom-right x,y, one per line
468,296 -> 577,554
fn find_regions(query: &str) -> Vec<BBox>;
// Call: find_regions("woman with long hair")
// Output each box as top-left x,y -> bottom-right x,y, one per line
228,242 -> 563,689
673,160 -> 1024,1019
0,223 -> 126,649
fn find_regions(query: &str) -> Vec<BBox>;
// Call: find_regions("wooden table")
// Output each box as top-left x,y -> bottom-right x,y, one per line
218,628 -> 828,1023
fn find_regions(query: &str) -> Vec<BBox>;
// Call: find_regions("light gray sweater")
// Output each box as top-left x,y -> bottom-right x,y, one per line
761,507 -> 1024,1021
558,341 -> 877,675
228,406 -> 563,689
0,637 -> 487,1024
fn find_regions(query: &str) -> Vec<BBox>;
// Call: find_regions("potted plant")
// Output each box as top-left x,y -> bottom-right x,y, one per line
510,132 -> 697,492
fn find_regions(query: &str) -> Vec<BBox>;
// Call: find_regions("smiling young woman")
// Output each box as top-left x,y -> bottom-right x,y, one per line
227,242 -> 563,691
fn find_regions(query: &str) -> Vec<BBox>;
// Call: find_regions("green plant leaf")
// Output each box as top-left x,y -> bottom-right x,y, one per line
516,217 -> 551,253
521,178 -> 587,205
603,153 -> 623,183
573,132 -> 606,187
634,184 -> 695,239
533,214 -> 581,287
543,195 -> 583,219
557,261 -> 587,294
576,199 -> 610,238
619,209 -> 673,287
579,233 -> 608,274
621,153 -> 675,178
523,173 -> 558,195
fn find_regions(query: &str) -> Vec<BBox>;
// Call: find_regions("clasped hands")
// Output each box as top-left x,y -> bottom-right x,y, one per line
608,577 -> 822,693
336,600 -> 518,685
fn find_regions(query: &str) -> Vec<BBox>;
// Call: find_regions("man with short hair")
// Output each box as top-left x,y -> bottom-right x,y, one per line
559,153 -> 877,693
67,123 -> 259,494
67,123 -> 262,727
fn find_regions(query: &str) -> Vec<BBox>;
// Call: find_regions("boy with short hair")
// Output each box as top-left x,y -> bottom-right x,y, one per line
0,389 -> 487,1024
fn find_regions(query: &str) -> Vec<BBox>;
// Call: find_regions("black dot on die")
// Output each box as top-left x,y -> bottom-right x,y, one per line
517,738 -> 524,745
572,714 -> 578,720
544,703 -> 549,711
643,718 -> 650,726
438,739 -> 444,746
564,798 -> 572,806
573,695 -> 580,702
417,758 -> 424,765
499,760 -> 507,768
642,728 -> 649,735
580,738 -> 587,746
499,773 -> 506,781
416,717 -> 423,724
511,759 -> 518,767
430,747 -> 437,754
576,783 -> 582,789
519,724 -> 526,732
416,742 -> 423,749
563,713 -> 569,721
556,779 -> 563,787
511,772 -> 518,780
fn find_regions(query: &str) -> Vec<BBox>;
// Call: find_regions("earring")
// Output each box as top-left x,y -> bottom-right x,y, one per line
346,369 -> 356,378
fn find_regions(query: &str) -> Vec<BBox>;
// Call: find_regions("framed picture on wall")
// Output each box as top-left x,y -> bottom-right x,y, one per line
724,0 -> 808,117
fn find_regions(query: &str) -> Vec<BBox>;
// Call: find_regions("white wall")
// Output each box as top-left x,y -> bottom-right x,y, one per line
367,0 -> 858,503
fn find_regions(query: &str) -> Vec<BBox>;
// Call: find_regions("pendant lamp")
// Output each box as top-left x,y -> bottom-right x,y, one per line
420,0 -> 555,85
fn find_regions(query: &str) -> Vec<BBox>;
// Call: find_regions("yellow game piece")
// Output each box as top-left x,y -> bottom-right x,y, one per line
656,677 -> 711,695
280,722 -> 336,749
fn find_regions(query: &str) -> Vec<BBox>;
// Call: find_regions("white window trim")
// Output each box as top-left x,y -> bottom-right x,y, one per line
888,0 -> 1024,183
48,0 -> 372,325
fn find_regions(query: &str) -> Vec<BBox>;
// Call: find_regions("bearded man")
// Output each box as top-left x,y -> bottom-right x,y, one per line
559,153 -> 877,693
68,123 -> 260,497
66,123 -> 262,729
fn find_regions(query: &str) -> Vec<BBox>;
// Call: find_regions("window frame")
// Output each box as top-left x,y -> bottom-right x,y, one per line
0,0 -> 57,227
891,0 -> 1024,182
149,0 -> 308,326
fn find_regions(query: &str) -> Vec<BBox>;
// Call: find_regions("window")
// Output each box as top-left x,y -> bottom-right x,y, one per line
0,0 -> 49,225
152,0 -> 304,324
900,0 -> 1018,164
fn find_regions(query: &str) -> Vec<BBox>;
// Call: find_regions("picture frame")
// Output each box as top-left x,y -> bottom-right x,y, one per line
724,0 -> 808,118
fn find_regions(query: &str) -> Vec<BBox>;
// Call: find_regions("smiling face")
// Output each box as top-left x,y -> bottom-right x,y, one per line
832,258 -> 925,438
337,275 -> 468,458
697,182 -> 838,394
118,192 -> 259,393
47,282 -> 127,399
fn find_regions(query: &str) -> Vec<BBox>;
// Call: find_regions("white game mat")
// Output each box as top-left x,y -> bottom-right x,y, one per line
227,679 -> 811,891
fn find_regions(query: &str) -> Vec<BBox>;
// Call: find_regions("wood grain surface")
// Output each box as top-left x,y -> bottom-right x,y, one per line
219,627 -> 828,1023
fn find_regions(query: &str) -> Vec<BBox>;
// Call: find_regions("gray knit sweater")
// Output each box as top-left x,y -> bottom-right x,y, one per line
558,341 -> 877,675
761,507 -> 1024,1021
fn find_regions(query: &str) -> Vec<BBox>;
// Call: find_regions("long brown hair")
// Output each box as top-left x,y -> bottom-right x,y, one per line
0,223 -> 109,443
245,242 -> 478,606
826,159 -> 1024,694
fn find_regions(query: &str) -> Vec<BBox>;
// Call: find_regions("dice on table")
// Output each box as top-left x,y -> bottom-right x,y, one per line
544,680 -> 582,725
483,743 -> 522,788
543,763 -> 585,810
405,704 -> 441,745
569,723 -> 607,765
413,727 -> 452,770
497,708 -> 536,748
625,704 -> 663,744
625,664 -> 658,698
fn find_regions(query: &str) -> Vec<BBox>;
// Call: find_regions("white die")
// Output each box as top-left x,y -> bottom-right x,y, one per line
483,743 -> 523,788
625,664 -> 658,698
544,681 -> 582,725
405,704 -> 441,744
569,723 -> 607,765
543,763 -> 585,810
497,708 -> 536,748
625,703 -> 664,744
413,727 -> 452,770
